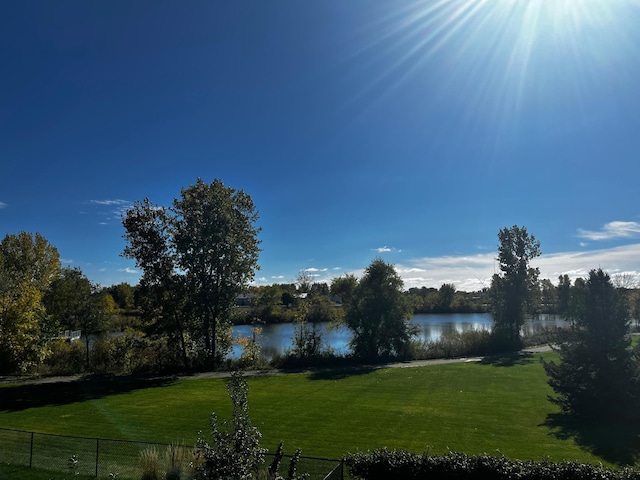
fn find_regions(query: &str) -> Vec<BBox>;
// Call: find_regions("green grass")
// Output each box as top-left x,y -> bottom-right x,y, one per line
1,351 -> 638,467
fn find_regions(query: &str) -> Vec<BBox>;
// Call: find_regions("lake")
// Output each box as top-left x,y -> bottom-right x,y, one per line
230,313 -> 566,358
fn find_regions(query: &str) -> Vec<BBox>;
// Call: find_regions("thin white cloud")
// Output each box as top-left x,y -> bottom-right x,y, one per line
118,267 -> 139,274
373,246 -> 402,253
0,202 -> 7,209
90,199 -> 130,206
305,267 -> 328,272
577,221 -> 640,241
271,275 -> 285,279
86,199 -> 132,224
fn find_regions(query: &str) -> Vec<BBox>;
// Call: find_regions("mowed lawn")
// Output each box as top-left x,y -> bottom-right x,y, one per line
0,352 -> 625,465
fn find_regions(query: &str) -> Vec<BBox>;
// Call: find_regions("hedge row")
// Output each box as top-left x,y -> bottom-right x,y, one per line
344,449 -> 640,480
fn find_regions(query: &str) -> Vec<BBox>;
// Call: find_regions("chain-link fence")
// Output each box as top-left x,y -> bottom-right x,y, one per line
0,427 -> 344,480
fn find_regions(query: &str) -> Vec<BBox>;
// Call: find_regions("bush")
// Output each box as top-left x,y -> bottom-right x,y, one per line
90,332 -> 184,375
344,449 -> 640,480
42,338 -> 85,375
194,372 -> 266,479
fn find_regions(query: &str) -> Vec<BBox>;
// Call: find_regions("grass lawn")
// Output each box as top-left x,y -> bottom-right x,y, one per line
1,351 -> 638,467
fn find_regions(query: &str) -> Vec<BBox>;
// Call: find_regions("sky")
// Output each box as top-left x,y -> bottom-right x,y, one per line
2,0 -> 640,292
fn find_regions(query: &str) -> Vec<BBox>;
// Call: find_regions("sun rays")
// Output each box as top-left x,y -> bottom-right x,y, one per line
341,0 -> 640,153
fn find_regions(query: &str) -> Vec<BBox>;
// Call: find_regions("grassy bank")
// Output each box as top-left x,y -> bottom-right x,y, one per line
1,351 -> 637,466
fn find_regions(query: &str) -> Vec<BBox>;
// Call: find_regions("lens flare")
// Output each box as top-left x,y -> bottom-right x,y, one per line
341,0 -> 640,154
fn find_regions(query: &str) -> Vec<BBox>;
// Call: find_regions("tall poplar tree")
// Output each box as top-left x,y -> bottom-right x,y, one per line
490,225 -> 540,350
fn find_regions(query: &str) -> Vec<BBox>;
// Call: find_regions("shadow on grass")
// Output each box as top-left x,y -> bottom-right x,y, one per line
480,351 -> 535,367
307,365 -> 378,381
0,375 -> 176,412
543,413 -> 640,466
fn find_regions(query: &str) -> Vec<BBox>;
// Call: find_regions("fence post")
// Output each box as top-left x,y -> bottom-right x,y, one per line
29,432 -> 34,468
95,438 -> 99,478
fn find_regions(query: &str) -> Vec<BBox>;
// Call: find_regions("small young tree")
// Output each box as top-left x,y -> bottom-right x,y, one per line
195,372 -> 266,479
544,269 -> 638,420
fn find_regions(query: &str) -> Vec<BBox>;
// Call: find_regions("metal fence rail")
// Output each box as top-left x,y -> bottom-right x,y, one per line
0,427 -> 344,480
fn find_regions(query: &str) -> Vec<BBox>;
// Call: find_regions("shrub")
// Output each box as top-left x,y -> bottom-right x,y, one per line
344,449 -> 640,480
43,338 -> 85,375
194,372 -> 266,479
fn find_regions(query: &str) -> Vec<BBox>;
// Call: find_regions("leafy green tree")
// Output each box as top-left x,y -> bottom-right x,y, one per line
123,178 -> 261,368
254,284 -> 284,321
107,282 -> 135,310
490,225 -> 540,350
342,259 -> 416,361
437,283 -> 456,312
44,267 -> 92,330
330,274 -> 358,306
122,198 -> 192,368
43,267 -> 112,367
0,232 -> 60,292
0,232 -> 60,374
539,278 -> 557,313
544,269 -> 638,420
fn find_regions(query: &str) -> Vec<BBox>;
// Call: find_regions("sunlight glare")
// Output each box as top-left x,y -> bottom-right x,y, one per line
343,0 -> 640,156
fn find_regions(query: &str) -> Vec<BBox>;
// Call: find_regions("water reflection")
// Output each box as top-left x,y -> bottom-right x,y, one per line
230,313 -> 566,359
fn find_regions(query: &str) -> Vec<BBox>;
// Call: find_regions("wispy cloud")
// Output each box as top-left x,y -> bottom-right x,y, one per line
90,199 -> 130,206
118,267 -> 139,274
577,221 -> 640,241
306,267 -> 328,272
86,199 -> 132,224
0,202 -> 7,209
271,275 -> 285,279
373,246 -> 401,253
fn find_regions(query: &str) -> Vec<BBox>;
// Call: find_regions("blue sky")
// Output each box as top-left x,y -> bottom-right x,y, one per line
2,0 -> 640,291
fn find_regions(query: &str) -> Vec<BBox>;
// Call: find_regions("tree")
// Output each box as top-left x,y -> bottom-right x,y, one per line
0,232 -> 60,292
123,178 -> 261,368
556,274 -> 572,316
107,282 -> 135,310
122,198 -> 191,368
490,225 -> 540,350
341,259 -> 416,361
330,274 -> 357,306
0,232 -> 61,374
437,283 -> 456,312
43,267 -> 110,367
539,278 -> 557,313
544,269 -> 638,420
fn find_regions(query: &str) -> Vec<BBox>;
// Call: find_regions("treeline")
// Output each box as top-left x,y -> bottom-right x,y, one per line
3,179 -> 640,389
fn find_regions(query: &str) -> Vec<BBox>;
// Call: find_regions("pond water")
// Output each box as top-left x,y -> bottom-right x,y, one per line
230,313 -> 566,359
